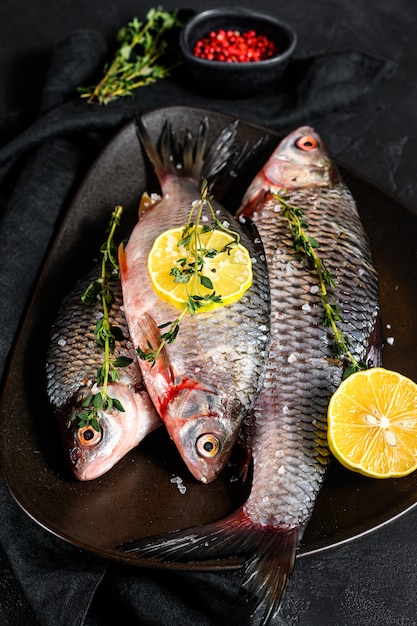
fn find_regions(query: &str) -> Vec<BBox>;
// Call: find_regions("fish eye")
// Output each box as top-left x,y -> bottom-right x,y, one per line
77,425 -> 102,446
196,434 -> 221,458
295,135 -> 319,151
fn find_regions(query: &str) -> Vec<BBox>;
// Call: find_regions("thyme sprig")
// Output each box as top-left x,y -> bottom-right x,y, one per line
73,206 -> 133,431
274,191 -> 367,379
78,7 -> 182,105
137,180 -> 238,365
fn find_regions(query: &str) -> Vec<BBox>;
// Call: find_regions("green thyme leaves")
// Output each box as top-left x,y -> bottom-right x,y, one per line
72,206 -> 132,431
275,191 -> 367,379
78,8 -> 182,105
137,179 -> 243,366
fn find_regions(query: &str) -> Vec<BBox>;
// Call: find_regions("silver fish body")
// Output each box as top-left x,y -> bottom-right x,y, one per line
119,118 -> 271,484
230,126 -> 381,621
46,265 -> 160,481
118,126 -> 382,625
239,126 -> 381,530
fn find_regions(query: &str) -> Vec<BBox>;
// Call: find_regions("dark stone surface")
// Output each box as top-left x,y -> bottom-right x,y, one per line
1,1 -> 417,624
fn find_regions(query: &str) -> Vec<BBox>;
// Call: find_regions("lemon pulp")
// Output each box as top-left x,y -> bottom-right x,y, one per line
148,226 -> 253,312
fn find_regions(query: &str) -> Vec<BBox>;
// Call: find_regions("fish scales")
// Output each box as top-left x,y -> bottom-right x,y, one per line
233,126 -> 381,622
119,118 -> 271,484
46,265 -> 160,481
125,194 -> 267,403
47,267 -> 135,408
123,178 -> 269,412
242,163 -> 379,530
117,126 -> 381,625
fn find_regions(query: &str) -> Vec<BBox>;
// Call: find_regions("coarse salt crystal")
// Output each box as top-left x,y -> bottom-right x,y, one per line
170,475 -> 187,494
386,337 -> 395,345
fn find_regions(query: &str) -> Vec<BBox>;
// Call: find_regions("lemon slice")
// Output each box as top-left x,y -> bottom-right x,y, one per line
148,227 -> 253,312
327,367 -> 417,478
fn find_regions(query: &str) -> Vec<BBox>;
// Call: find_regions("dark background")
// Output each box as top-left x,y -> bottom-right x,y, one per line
1,1 -> 417,625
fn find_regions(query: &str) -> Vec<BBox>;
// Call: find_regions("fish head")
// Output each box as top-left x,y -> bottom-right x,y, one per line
239,126 -> 339,214
132,314 -> 246,483
163,385 -> 243,484
64,384 -> 160,481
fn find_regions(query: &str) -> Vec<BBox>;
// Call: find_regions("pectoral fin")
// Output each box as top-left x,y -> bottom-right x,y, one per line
135,312 -> 174,415
139,191 -> 161,218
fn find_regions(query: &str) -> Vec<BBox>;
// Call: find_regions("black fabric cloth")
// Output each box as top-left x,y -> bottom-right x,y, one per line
0,28 -> 395,178
0,25 -> 395,626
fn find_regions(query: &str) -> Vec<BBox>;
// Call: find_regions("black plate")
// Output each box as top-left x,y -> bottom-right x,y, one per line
1,105 -> 417,569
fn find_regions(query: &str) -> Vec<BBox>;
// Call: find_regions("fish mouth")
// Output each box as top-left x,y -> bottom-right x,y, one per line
165,387 -> 243,484
175,417 -> 240,484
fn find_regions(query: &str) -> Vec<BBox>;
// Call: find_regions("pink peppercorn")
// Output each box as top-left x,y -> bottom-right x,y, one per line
193,28 -> 278,63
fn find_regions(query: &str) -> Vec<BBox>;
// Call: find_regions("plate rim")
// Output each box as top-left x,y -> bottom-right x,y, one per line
2,104 -> 417,568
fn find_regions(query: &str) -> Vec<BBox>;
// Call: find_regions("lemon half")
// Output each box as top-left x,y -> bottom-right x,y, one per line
328,367 -> 417,478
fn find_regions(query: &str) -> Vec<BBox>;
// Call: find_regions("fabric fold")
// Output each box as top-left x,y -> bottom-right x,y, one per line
0,477 -> 107,626
0,28 -> 396,182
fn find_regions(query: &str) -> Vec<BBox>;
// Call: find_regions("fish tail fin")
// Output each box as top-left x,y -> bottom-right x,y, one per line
135,114 -> 268,198
243,525 -> 301,625
135,115 -> 208,183
117,507 -> 250,563
117,507 -> 302,625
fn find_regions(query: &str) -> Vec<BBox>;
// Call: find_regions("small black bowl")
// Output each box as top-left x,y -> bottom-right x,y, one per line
179,7 -> 297,98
